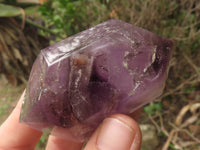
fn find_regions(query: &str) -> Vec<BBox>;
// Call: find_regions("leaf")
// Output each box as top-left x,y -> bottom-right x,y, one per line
0,4 -> 21,17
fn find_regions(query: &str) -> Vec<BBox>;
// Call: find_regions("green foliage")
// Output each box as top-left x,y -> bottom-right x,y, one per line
36,132 -> 49,149
37,0 -> 200,54
38,0 -> 109,42
7,97 -> 12,102
169,143 -> 177,149
182,83 -> 196,94
144,102 -> 162,116
0,104 -> 9,116
158,131 -> 166,137
0,3 -> 22,17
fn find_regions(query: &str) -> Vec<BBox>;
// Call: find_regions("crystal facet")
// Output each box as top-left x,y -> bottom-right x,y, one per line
20,19 -> 173,141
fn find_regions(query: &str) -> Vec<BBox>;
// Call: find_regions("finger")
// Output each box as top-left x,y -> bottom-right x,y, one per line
46,135 -> 83,150
0,90 -> 43,150
84,114 -> 142,150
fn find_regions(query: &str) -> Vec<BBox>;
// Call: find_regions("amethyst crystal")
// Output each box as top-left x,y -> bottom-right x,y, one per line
20,19 -> 173,141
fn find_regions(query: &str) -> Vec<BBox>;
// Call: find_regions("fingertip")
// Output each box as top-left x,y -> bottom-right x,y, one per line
84,114 -> 142,150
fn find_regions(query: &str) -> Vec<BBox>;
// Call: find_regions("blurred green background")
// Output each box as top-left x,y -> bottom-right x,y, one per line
0,0 -> 200,149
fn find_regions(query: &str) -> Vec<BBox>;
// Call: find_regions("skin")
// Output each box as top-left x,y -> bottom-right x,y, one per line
0,91 -> 142,150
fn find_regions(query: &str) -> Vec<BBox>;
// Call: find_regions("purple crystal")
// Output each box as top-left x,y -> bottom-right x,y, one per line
20,19 -> 173,141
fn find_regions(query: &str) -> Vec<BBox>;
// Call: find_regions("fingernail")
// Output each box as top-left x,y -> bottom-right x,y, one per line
96,118 -> 136,150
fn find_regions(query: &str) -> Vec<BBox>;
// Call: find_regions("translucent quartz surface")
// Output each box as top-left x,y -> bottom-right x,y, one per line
20,19 -> 173,142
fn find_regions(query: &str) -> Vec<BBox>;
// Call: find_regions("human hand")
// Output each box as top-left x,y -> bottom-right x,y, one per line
0,91 -> 142,150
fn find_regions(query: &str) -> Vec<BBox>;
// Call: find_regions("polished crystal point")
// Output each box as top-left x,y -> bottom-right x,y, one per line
20,19 -> 173,141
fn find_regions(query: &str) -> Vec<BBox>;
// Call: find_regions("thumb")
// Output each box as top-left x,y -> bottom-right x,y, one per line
84,114 -> 142,150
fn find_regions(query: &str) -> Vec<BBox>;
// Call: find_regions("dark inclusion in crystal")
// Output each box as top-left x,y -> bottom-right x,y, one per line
20,19 -> 173,141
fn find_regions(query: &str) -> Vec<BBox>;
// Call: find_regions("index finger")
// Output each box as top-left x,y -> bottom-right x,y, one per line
0,90 -> 42,150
